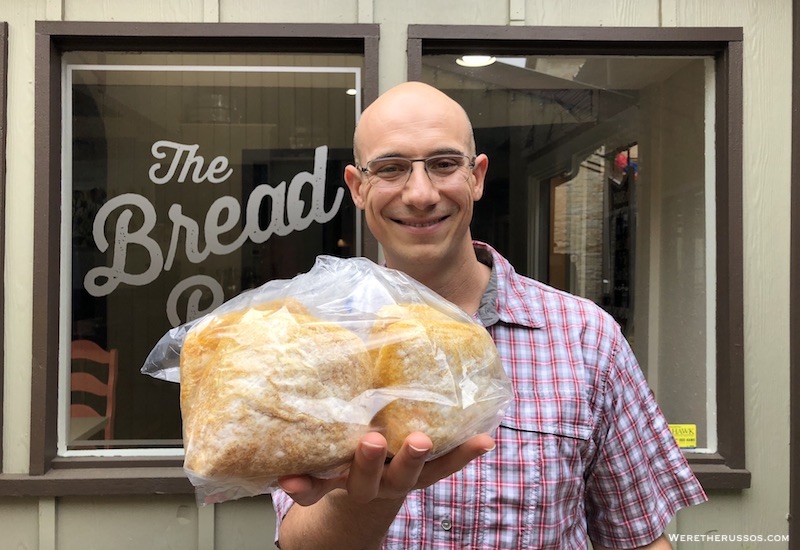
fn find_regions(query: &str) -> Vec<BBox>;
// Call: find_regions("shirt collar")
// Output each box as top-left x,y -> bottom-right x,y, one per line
473,241 -> 545,329
474,245 -> 499,327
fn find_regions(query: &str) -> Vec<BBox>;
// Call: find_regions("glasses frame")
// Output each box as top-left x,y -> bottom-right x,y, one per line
357,153 -> 477,187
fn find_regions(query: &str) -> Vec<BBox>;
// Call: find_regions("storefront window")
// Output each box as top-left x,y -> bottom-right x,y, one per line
422,53 -> 717,452
62,52 -> 362,455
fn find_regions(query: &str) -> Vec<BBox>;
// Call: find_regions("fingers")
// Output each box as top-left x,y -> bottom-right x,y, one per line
346,432 -> 389,503
278,432 -> 496,507
277,473 -> 345,507
380,432 -> 432,495
416,434 -> 495,488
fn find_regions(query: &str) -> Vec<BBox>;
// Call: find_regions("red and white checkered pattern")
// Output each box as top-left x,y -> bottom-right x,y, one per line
273,242 -> 706,549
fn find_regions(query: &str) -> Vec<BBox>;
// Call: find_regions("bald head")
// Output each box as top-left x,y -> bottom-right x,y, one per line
353,82 -> 475,164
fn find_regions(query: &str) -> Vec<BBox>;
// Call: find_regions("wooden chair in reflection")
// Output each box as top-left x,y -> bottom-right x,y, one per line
70,339 -> 118,443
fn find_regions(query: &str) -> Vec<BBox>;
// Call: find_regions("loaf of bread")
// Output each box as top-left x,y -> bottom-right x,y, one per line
180,299 -> 373,487
368,303 -> 507,456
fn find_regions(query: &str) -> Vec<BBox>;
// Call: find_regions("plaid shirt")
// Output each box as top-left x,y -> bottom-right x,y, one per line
273,242 -> 707,548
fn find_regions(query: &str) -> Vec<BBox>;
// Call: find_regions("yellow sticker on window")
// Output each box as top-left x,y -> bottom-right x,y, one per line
669,424 -> 697,449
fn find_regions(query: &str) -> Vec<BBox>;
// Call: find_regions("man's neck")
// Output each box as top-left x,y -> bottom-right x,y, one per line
391,249 -> 491,316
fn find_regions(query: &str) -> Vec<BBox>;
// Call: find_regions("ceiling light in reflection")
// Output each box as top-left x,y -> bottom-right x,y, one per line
456,55 -> 497,68
346,88 -> 358,96
495,57 -> 527,69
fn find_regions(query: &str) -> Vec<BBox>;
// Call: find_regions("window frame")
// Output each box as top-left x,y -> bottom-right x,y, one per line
407,24 -> 748,490
3,21 -> 379,497
0,22 -> 7,474
790,4 -> 800,542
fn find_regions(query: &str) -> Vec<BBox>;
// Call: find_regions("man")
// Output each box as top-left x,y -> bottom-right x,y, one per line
272,81 -> 706,549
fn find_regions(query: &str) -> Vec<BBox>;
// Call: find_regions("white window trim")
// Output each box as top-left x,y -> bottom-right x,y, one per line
58,61 -> 363,457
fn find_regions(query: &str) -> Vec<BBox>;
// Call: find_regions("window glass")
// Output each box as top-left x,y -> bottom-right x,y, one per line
424,55 -> 716,452
64,51 -> 362,455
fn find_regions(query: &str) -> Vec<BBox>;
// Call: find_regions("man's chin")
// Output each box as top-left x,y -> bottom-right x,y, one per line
385,242 -> 448,270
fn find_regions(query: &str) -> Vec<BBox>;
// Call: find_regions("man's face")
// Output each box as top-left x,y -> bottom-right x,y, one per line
344,85 -> 488,273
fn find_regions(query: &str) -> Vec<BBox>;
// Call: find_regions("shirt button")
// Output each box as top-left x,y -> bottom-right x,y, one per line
440,518 -> 452,531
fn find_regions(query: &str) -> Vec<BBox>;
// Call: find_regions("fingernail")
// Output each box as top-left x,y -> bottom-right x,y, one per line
481,442 -> 496,454
360,440 -> 385,459
408,444 -> 431,459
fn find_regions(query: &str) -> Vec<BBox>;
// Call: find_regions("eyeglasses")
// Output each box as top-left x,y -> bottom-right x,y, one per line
357,154 -> 476,187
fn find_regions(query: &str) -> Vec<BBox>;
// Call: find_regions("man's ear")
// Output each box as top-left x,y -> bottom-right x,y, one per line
344,164 -> 366,209
471,153 -> 489,201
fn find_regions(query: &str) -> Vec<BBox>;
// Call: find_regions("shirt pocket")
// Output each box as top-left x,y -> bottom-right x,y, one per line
478,390 -> 593,548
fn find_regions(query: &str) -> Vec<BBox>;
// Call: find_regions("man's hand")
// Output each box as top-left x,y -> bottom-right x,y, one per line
278,430 -> 496,506
275,431 -> 496,549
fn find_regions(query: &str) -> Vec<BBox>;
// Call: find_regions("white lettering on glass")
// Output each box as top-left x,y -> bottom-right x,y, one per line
83,142 -> 343,325
84,193 -> 165,297
149,140 -> 233,184
286,146 -> 343,231
166,275 -> 225,327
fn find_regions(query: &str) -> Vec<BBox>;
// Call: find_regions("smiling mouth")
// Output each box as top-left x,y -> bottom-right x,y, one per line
395,216 -> 448,228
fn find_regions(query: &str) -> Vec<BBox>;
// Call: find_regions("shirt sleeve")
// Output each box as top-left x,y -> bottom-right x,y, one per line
271,487 -> 296,548
584,329 -> 707,548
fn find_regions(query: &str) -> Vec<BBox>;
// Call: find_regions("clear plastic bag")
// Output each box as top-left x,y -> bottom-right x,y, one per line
141,255 -> 513,504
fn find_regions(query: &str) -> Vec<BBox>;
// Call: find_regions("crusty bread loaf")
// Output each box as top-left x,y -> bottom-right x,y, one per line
368,303 -> 506,456
180,299 -> 372,484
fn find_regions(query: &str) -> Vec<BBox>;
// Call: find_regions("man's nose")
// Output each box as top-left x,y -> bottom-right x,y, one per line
402,160 -> 440,205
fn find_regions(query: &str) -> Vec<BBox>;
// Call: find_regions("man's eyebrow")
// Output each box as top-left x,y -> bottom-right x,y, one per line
369,151 -> 405,160
369,148 -> 468,160
430,147 -> 468,156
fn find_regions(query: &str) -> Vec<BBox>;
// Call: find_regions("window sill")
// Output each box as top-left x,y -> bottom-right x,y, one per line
687,453 -> 751,490
0,466 -> 192,497
0,460 -> 750,498
691,463 -> 751,490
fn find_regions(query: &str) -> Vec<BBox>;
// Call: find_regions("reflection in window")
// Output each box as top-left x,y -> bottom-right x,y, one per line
548,145 -> 637,335
424,55 -> 716,452
64,52 -> 362,454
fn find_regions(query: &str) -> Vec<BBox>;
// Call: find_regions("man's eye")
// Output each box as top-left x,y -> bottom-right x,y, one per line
428,158 -> 460,172
377,164 -> 403,173
374,163 -> 408,177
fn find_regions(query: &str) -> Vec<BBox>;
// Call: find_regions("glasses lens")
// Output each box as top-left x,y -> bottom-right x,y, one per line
425,155 -> 469,182
366,158 -> 412,185
365,155 -> 473,187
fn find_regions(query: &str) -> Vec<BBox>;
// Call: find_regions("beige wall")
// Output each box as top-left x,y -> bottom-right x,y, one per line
0,495 -> 276,549
0,0 -> 792,548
